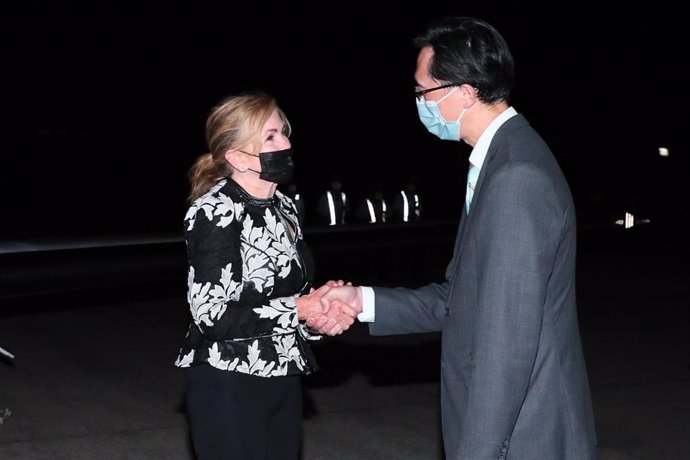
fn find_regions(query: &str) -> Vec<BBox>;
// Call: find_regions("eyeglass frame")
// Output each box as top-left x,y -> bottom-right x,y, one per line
415,83 -> 459,101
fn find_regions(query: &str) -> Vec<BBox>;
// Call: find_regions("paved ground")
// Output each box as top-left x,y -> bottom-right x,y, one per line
0,234 -> 688,459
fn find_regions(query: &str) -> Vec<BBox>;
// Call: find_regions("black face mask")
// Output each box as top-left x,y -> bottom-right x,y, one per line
241,148 -> 295,184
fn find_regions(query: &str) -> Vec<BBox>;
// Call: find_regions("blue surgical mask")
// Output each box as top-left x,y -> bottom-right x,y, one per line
416,87 -> 466,141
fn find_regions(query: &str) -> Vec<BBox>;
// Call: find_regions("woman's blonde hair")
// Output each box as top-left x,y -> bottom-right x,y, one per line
187,91 -> 291,202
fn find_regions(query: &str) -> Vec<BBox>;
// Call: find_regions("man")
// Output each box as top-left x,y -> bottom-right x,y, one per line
310,16 -> 597,459
391,178 -> 422,222
284,182 -> 306,227
316,177 -> 349,226
355,184 -> 389,224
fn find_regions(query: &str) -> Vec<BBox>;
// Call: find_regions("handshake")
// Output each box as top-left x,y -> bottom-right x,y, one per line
296,280 -> 363,336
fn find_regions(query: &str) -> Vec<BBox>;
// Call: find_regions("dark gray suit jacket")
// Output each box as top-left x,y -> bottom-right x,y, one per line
370,114 -> 597,459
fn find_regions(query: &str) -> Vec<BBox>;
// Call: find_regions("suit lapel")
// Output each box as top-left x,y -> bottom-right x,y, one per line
459,113 -> 526,236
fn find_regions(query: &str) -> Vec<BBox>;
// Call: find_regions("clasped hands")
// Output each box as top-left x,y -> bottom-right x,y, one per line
296,280 -> 363,336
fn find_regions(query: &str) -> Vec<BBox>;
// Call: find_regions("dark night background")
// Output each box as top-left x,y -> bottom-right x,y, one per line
1,2 -> 685,241
1,4 -> 689,458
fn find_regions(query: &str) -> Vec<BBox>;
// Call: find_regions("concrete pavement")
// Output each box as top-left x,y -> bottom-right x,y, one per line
0,231 -> 688,459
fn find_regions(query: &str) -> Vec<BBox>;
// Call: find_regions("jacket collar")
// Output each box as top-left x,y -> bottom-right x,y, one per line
221,178 -> 280,208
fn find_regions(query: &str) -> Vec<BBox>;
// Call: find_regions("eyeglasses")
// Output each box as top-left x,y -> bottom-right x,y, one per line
415,83 -> 458,101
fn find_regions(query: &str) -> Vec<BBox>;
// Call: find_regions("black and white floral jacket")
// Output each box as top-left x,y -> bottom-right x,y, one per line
174,178 -> 320,377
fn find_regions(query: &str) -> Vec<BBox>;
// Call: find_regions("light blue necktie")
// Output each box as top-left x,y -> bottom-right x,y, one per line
465,163 -> 479,213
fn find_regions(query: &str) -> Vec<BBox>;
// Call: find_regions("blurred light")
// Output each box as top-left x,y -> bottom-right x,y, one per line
614,212 -> 651,229
0,346 -> 14,360
658,147 -> 669,157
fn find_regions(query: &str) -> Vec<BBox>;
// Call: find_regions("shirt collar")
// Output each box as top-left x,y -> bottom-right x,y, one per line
468,106 -> 518,171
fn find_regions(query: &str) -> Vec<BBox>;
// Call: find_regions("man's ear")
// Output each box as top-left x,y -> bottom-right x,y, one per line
459,84 -> 478,108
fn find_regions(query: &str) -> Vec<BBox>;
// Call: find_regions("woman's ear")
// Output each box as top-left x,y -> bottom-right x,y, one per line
224,149 -> 246,172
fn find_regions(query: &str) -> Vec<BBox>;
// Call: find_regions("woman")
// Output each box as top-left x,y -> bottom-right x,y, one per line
174,91 -> 352,459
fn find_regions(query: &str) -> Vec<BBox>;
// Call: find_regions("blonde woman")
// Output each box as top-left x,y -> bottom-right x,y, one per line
174,91 -> 356,459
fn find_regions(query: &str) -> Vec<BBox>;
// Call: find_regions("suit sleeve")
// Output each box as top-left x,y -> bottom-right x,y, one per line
457,162 -> 563,457
370,281 -> 450,334
369,208 -> 464,334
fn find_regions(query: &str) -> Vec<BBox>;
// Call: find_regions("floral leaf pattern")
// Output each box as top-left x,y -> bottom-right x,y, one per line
174,179 -> 318,377
185,182 -> 226,231
253,298 -> 298,329
175,349 -> 195,367
207,343 -> 239,371
241,215 -> 275,293
215,193 -> 244,228
188,264 -> 242,327
273,333 -> 305,372
235,341 -> 275,376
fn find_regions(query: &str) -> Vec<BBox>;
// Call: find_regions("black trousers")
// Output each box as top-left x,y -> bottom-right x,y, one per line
185,364 -> 303,460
